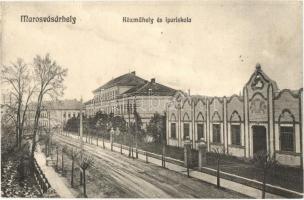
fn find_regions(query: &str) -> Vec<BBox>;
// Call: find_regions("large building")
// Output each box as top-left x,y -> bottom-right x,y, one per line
85,71 -> 178,127
166,64 -> 303,167
27,99 -> 83,131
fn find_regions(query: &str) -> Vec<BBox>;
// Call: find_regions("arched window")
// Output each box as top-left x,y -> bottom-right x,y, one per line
196,112 -> 205,140
212,111 -> 221,143
279,109 -> 295,152
230,111 -> 241,146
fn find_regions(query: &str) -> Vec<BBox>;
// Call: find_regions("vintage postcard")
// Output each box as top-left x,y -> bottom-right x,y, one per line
0,1 -> 303,198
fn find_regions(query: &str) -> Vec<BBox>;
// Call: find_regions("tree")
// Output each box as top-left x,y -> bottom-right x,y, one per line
95,113 -> 109,149
212,147 -> 226,188
68,148 -> 79,187
61,145 -> 67,175
79,155 -> 94,197
111,115 -> 127,133
146,112 -> 166,143
30,54 -> 67,161
1,58 -> 35,148
64,116 -> 79,132
251,151 -> 277,199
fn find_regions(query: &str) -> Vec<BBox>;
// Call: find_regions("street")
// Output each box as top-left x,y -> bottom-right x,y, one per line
53,134 -> 247,198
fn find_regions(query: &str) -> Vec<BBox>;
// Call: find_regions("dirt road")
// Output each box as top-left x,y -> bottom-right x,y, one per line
53,134 -> 247,198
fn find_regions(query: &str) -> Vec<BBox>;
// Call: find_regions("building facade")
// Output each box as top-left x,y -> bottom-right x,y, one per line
166,65 -> 303,167
85,71 -> 178,127
27,99 -> 83,131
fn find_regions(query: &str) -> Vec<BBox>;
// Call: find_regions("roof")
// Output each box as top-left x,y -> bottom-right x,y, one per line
93,71 -> 147,92
84,99 -> 93,105
119,80 -> 177,97
29,99 -> 83,111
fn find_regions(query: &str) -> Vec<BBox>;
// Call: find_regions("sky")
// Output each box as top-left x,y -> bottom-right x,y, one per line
1,1 -> 303,101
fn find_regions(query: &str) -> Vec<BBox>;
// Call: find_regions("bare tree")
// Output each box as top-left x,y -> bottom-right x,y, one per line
79,155 -> 94,197
1,58 -> 35,148
30,54 -> 67,160
69,148 -> 79,187
61,145 -> 67,175
251,151 -> 277,199
212,147 -> 226,188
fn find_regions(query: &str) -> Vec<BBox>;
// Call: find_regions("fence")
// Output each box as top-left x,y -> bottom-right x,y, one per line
33,158 -> 52,194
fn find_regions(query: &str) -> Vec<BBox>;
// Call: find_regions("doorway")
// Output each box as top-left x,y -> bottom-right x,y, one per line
252,125 -> 267,154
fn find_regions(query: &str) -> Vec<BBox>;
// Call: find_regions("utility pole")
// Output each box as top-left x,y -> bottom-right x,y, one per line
127,99 -> 131,157
79,97 -> 84,185
134,97 -> 138,159
80,97 -> 83,160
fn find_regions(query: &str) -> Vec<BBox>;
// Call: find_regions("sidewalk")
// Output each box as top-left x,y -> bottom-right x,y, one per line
34,145 -> 74,198
60,132 -> 287,198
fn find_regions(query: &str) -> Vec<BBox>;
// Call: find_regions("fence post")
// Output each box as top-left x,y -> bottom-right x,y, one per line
198,140 -> 207,171
145,152 -> 148,163
184,138 -> 191,177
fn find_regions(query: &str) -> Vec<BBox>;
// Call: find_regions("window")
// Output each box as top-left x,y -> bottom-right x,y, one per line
231,125 -> 241,145
183,123 -> 190,139
171,123 -> 176,138
212,124 -> 221,143
280,126 -> 294,151
197,123 -> 204,140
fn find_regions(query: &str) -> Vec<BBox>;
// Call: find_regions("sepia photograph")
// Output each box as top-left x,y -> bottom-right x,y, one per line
0,1 -> 303,198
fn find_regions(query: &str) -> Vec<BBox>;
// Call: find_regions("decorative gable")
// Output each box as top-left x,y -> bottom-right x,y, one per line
251,74 -> 264,90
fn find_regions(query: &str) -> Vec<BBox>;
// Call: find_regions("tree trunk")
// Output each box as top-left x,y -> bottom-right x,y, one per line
71,159 -> 74,187
162,144 -> 166,167
80,170 -> 83,185
187,152 -> 190,177
56,147 -> 59,171
217,158 -> 220,188
83,169 -> 87,197
16,125 -> 19,147
262,168 -> 266,199
102,132 -> 105,149
18,129 -> 22,149
62,151 -> 64,175
31,93 -> 43,160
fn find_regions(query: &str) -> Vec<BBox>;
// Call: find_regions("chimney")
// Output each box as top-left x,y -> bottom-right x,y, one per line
151,78 -> 155,83
131,71 -> 136,75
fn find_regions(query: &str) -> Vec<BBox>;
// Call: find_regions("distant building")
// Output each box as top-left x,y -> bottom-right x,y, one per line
166,64 -> 303,167
85,71 -> 179,127
27,99 -> 83,131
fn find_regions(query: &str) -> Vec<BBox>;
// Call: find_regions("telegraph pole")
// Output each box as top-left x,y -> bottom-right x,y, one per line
79,97 -> 84,185
134,97 -> 138,159
80,97 -> 83,160
127,99 -> 131,157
